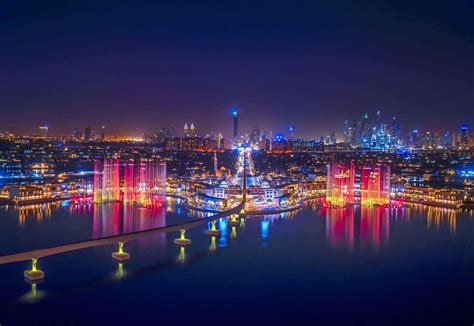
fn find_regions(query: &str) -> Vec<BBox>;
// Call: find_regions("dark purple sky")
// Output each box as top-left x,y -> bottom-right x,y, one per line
1,0 -> 472,138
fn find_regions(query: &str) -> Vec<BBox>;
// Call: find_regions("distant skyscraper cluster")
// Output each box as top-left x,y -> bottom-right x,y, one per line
342,111 -> 472,151
343,110 -> 401,150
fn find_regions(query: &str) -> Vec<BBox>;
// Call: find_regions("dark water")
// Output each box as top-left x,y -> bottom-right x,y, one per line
0,200 -> 473,325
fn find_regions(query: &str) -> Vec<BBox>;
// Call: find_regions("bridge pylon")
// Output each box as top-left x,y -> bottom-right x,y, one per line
229,214 -> 240,227
206,220 -> 221,236
112,242 -> 130,261
24,257 -> 44,282
174,229 -> 192,246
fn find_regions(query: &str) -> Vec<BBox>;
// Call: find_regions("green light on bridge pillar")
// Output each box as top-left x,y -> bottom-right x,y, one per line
24,257 -> 45,282
174,229 -> 192,246
229,214 -> 240,227
112,242 -> 130,261
231,226 -> 237,239
206,220 -> 221,236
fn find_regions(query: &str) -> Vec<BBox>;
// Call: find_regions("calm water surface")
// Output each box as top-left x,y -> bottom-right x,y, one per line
0,199 -> 473,325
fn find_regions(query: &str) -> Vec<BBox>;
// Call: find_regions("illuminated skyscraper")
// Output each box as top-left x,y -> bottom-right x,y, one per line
460,123 -> 469,149
360,112 -> 370,148
85,125 -> 92,142
73,128 -> 81,141
190,123 -> 196,137
343,119 -> 350,143
288,125 -> 295,140
410,129 -> 419,148
38,125 -> 48,138
250,126 -> 260,144
213,152 -> 218,176
100,125 -> 105,141
443,131 -> 453,149
217,133 -> 223,149
183,123 -> 189,137
232,109 -> 238,141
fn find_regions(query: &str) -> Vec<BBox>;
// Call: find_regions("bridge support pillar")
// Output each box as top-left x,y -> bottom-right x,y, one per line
112,242 -> 130,261
229,214 -> 240,227
206,220 -> 221,236
174,229 -> 191,246
24,258 -> 44,282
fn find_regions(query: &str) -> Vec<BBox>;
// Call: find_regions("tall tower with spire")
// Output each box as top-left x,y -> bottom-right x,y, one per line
183,123 -> 189,137
213,152 -> 218,176
232,109 -> 238,142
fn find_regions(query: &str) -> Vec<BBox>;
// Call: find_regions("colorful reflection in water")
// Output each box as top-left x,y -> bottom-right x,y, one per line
219,218 -> 228,248
324,207 -> 355,250
323,204 -> 463,250
0,198 -> 469,257
92,203 -> 166,238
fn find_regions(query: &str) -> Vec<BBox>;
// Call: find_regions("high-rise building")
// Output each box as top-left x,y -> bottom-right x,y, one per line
217,133 -> 223,149
360,112 -> 370,148
443,131 -> 453,149
85,125 -> 92,142
410,129 -> 419,148
330,132 -> 337,145
183,123 -> 189,137
343,119 -> 350,143
100,125 -> 105,141
190,123 -> 197,137
183,123 -> 197,137
213,152 -> 218,176
288,125 -> 295,140
460,123 -> 469,149
38,125 -> 48,138
232,109 -> 238,141
250,126 -> 260,145
390,116 -> 401,148
73,128 -> 81,141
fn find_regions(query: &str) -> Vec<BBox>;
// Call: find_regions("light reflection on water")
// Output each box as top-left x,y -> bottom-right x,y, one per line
0,199 -> 469,253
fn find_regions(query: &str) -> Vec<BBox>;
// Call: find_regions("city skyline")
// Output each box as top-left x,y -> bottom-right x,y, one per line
1,1 -> 472,136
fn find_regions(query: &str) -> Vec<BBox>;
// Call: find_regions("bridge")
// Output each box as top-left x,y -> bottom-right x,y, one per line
0,151 -> 248,282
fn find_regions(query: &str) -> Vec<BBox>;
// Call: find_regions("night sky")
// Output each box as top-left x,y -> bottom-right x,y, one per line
1,0 -> 472,138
